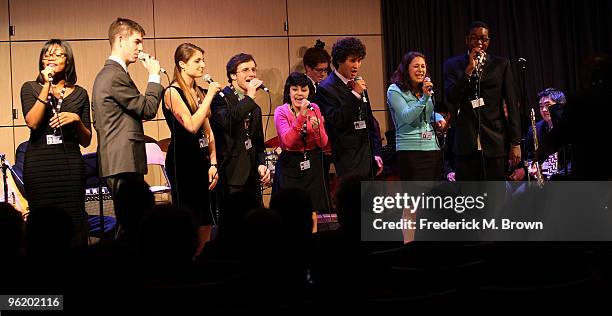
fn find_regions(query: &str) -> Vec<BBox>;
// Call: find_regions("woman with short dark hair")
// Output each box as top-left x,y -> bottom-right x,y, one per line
273,72 -> 330,226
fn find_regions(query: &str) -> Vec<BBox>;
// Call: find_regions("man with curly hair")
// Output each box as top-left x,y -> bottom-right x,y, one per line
313,37 -> 383,180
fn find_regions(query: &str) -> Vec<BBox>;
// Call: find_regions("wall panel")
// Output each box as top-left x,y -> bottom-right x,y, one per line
0,126 -> 14,163
0,0 -> 8,41
287,0 -> 381,36
9,0 -> 154,40
154,0 -> 287,38
0,43 -> 12,125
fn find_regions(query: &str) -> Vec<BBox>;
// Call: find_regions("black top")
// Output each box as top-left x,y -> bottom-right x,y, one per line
21,81 -> 91,146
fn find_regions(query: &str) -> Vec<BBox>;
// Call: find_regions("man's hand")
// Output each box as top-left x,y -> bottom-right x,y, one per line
258,164 -> 271,185
509,168 -> 525,181
509,144 -> 521,166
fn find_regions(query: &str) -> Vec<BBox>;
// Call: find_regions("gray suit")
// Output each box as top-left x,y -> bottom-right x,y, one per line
92,60 -> 164,181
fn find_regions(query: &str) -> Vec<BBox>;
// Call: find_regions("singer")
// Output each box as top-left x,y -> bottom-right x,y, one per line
443,21 -> 521,181
210,53 -> 270,211
273,72 -> 330,214
92,18 -> 164,198
20,39 -> 92,245
313,37 -> 383,180
303,40 -> 331,96
162,43 -> 222,253
387,52 -> 446,181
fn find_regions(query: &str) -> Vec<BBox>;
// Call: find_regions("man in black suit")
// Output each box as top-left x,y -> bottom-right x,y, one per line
443,21 -> 521,181
210,53 -> 270,206
92,18 -> 164,196
314,37 -> 383,180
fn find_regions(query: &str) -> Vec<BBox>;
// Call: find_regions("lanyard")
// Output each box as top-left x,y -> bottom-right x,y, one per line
230,85 -> 252,139
290,104 -> 309,160
48,85 -> 66,115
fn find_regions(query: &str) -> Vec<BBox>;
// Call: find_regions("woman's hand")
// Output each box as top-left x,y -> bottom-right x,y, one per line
206,82 -> 222,97
41,65 -> 55,84
49,112 -> 80,129
208,164 -> 219,190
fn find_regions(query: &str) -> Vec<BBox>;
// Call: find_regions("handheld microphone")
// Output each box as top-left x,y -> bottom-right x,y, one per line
246,79 -> 270,92
47,64 -> 56,82
424,76 -> 434,95
258,83 -> 270,92
203,74 -> 225,98
303,99 -> 314,111
354,76 -> 368,103
137,52 -> 166,73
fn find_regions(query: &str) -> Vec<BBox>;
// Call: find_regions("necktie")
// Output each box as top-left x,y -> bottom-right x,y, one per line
347,79 -> 355,91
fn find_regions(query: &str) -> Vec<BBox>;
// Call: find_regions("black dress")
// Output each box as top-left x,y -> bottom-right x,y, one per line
21,81 -> 90,244
162,86 -> 215,226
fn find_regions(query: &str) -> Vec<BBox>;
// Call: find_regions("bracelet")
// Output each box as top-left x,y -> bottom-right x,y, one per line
210,163 -> 218,168
37,97 -> 48,104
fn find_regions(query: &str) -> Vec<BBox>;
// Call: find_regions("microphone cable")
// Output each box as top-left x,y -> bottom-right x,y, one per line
311,104 -> 334,230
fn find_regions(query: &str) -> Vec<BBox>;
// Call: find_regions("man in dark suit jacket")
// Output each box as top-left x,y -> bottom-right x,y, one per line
443,21 -> 521,181
92,18 -> 164,196
313,37 -> 383,180
210,53 -> 270,206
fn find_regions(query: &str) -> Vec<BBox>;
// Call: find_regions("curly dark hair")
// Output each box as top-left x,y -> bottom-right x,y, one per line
331,37 -> 366,69
389,51 -> 425,92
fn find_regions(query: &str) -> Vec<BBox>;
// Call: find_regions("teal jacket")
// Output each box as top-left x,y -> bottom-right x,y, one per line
387,83 -> 442,151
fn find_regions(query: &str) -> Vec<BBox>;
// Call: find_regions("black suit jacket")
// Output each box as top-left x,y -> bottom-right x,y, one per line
210,86 -> 265,186
313,71 -> 381,178
92,60 -> 163,177
443,53 -> 521,157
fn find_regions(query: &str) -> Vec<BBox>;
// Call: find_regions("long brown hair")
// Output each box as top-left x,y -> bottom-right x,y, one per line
173,43 -> 205,112
389,51 -> 425,93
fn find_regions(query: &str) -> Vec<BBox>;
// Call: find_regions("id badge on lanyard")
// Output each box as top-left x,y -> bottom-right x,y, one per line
354,120 -> 366,130
300,160 -> 311,171
46,134 -> 62,145
199,137 -> 209,148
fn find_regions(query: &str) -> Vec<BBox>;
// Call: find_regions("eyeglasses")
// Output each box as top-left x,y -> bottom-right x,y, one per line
312,67 -> 328,74
469,36 -> 491,43
42,53 -> 66,60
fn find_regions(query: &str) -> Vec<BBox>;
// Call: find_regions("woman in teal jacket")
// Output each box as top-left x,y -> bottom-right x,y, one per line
387,51 -> 446,180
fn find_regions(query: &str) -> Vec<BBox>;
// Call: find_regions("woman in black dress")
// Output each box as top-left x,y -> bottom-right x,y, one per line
162,43 -> 221,256
21,39 -> 92,246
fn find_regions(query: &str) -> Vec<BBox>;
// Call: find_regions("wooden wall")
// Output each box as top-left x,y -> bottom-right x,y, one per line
0,0 -> 386,179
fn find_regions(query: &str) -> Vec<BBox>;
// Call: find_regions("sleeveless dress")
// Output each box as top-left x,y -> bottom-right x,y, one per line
162,86 -> 215,225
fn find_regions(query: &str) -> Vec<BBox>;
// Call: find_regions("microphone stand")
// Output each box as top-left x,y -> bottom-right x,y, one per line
1,154 -> 8,203
518,58 -> 530,182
